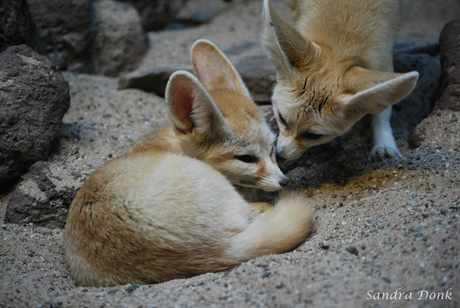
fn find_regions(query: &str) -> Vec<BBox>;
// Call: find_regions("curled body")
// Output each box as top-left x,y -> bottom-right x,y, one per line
64,40 -> 313,287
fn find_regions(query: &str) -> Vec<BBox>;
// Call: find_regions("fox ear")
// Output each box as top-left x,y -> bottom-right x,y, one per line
342,68 -> 419,116
191,39 -> 251,99
262,0 -> 318,78
166,70 -> 231,139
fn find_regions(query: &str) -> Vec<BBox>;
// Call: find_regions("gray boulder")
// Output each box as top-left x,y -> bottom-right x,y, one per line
93,0 -> 148,76
435,20 -> 460,112
392,53 -> 441,140
235,55 -> 276,103
0,0 -> 35,52
27,0 -> 93,72
26,0 -> 147,76
117,0 -> 188,31
409,20 -> 460,148
0,45 -> 70,190
4,161 -> 76,229
117,54 -> 275,103
118,66 -> 186,97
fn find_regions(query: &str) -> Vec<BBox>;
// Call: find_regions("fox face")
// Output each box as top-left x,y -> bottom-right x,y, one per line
165,40 -> 288,191
271,59 -> 351,161
262,0 -> 419,161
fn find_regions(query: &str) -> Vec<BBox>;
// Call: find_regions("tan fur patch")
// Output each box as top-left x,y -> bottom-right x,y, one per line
131,125 -> 185,154
209,90 -> 262,137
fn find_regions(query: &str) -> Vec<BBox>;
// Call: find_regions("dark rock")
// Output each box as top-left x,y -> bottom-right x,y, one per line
27,0 -> 147,76
118,54 -> 275,103
0,45 -> 70,190
433,20 -> 460,112
93,0 -> 148,77
409,20 -> 460,148
235,55 -> 276,103
118,66 -> 191,96
223,41 -> 258,57
4,161 -> 77,229
392,53 -> 441,140
26,0 -> 93,72
0,0 -> 35,52
170,0 -> 236,30
117,0 -> 189,31
394,35 -> 439,56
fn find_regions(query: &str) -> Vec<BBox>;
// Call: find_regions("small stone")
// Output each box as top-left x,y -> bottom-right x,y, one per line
125,284 -> 138,293
382,277 -> 391,283
346,246 -> 359,256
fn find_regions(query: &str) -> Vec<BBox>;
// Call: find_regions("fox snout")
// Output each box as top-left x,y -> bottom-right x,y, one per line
276,135 -> 305,162
279,176 -> 289,187
261,173 -> 289,191
259,159 -> 290,191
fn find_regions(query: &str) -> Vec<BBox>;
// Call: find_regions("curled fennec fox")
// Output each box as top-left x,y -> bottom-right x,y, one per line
262,0 -> 419,161
64,40 -> 312,287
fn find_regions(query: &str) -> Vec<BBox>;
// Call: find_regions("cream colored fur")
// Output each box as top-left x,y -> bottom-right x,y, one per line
64,40 -> 313,287
262,0 -> 419,161
133,40 -> 288,192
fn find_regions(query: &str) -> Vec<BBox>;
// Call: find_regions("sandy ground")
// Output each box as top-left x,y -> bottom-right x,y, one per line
1,0 -> 459,307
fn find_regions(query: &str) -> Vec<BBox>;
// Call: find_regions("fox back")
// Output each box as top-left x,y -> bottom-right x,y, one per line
263,0 -> 418,161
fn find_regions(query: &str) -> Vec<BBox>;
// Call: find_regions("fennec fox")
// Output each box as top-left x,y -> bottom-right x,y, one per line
262,0 -> 419,161
64,40 -> 312,287
132,39 -> 289,192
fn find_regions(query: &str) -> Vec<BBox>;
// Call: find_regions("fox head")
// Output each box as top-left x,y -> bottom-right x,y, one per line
262,0 -> 419,161
165,39 -> 288,191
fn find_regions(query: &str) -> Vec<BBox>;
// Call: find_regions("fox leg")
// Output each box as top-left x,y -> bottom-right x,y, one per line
370,107 -> 402,160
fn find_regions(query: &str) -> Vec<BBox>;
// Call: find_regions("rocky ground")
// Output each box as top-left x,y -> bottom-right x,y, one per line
1,0 -> 459,307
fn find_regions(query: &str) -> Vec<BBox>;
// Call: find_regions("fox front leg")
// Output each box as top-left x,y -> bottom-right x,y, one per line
370,107 -> 402,160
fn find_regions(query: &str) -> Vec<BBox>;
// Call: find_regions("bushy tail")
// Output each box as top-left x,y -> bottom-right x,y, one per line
227,192 -> 313,261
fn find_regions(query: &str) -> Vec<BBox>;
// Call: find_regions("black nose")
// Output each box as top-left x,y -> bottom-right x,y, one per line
279,177 -> 290,187
276,152 -> 286,162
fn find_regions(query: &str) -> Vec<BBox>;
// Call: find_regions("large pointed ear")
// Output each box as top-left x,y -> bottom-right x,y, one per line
191,39 -> 251,99
342,68 -> 419,116
166,70 -> 231,139
262,0 -> 318,78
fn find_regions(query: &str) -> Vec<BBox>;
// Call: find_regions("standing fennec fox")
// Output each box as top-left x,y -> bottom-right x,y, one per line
64,39 -> 312,287
262,0 -> 419,161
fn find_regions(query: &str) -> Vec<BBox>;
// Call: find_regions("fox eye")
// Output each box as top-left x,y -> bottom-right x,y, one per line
300,131 -> 323,140
278,112 -> 288,128
235,155 -> 259,163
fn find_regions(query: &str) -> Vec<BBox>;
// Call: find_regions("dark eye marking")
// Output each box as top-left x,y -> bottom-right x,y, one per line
278,112 -> 288,128
235,155 -> 259,163
317,92 -> 330,115
299,77 -> 308,96
300,131 -> 323,140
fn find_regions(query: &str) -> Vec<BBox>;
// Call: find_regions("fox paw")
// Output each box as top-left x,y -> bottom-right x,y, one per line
370,146 -> 402,161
